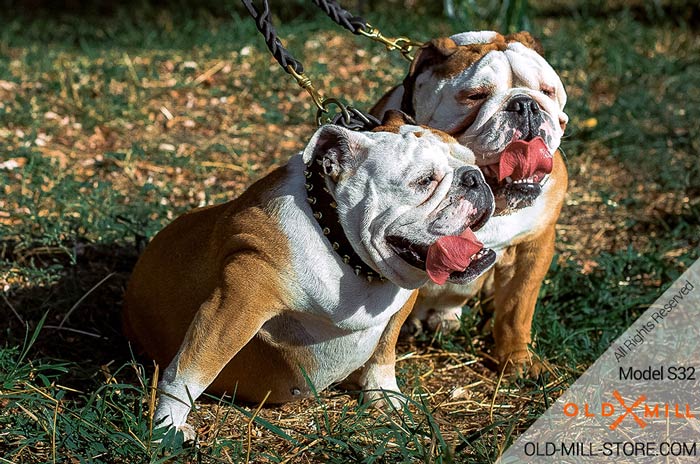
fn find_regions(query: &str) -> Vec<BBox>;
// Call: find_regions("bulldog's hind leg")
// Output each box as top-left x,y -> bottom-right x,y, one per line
154,258 -> 281,438
492,228 -> 555,376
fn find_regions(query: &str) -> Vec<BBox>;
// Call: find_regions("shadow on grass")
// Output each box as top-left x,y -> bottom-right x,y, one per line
3,241 -> 143,386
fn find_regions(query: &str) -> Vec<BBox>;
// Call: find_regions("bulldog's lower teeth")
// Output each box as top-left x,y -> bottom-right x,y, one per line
504,177 -> 539,185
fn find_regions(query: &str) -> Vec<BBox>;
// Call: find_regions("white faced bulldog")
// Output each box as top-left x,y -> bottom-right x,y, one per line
122,111 -> 495,439
372,31 -> 569,374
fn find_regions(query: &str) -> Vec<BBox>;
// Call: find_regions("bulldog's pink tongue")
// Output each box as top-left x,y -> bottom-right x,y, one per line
426,228 -> 484,285
498,137 -> 552,182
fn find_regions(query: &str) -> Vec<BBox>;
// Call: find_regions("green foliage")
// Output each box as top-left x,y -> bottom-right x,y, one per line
446,0 -> 531,33
545,12 -> 700,190
534,246 -> 694,368
1,345 -> 198,461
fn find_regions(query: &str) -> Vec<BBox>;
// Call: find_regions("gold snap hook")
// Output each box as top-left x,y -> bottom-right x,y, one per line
359,23 -> 423,61
287,65 -> 326,113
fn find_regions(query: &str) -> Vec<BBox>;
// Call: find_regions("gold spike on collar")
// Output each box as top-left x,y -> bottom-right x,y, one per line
304,159 -> 385,283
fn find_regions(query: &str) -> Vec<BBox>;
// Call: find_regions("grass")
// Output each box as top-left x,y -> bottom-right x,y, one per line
1,1 -> 699,462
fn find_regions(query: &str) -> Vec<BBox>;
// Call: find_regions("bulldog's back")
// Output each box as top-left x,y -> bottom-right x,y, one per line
123,164 -> 293,370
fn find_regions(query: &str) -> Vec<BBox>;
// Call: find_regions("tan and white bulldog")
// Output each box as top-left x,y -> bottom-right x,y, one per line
122,112 -> 496,438
372,31 -> 568,374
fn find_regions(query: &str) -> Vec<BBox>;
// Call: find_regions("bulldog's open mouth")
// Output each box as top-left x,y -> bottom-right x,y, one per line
483,173 -> 545,212
386,230 -> 496,285
480,136 -> 553,213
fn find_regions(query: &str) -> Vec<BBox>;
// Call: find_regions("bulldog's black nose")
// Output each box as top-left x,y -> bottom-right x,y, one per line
454,166 -> 494,230
506,95 -> 540,115
505,95 -> 542,141
457,166 -> 484,189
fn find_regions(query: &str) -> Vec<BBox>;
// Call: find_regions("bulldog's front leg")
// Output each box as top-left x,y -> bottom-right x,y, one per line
154,259 -> 279,440
353,290 -> 418,409
492,227 -> 555,376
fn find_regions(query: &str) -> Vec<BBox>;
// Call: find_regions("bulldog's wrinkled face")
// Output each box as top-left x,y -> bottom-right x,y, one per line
402,31 -> 568,212
302,112 -> 496,289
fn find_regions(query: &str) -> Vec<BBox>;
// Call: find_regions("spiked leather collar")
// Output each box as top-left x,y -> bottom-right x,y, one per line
304,159 -> 385,283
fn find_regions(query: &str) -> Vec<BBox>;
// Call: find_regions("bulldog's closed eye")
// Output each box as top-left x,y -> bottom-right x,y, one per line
415,173 -> 435,188
465,92 -> 489,101
540,84 -> 556,99
456,88 -> 491,104
412,170 -> 439,193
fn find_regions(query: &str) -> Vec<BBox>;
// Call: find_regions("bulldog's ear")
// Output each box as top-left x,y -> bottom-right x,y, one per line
373,109 -> 416,133
408,37 -> 459,77
505,31 -> 544,55
402,37 -> 459,115
302,125 -> 371,181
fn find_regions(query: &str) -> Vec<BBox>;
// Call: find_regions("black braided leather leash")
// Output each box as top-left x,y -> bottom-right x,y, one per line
240,0 -> 379,130
240,0 -> 383,280
241,0 -> 304,75
311,0 -> 368,35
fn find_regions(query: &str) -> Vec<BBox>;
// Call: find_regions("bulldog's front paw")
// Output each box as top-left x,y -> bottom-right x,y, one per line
362,388 -> 407,410
358,363 -> 407,410
497,348 -> 545,378
175,423 -> 196,443
153,390 -> 197,444
153,422 -> 196,445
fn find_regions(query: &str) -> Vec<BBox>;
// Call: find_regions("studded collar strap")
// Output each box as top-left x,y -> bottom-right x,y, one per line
304,159 -> 384,282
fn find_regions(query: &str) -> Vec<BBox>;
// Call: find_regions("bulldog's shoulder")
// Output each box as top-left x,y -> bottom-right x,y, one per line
143,161 -> 301,269
213,160 -> 309,251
